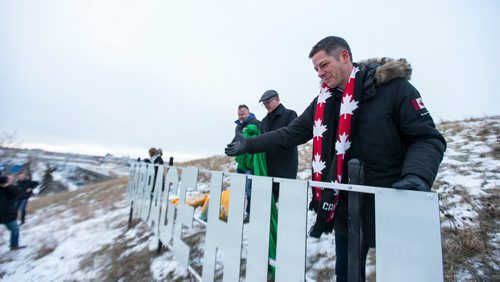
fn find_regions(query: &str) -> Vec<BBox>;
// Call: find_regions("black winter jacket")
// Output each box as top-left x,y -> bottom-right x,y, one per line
260,104 -> 299,179
0,185 -> 21,223
246,58 -> 446,243
16,179 -> 39,199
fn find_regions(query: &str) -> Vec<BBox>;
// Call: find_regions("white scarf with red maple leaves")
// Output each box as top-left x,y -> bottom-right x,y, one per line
312,66 -> 360,223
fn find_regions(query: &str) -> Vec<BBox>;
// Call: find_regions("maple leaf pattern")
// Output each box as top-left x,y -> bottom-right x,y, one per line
312,153 -> 326,177
335,132 -> 351,155
340,93 -> 358,119
317,86 -> 331,106
313,118 -> 327,141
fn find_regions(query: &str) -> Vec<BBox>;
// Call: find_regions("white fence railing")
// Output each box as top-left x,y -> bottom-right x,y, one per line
127,162 -> 443,282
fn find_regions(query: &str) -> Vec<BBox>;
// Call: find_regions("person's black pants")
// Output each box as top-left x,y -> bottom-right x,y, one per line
335,231 -> 370,281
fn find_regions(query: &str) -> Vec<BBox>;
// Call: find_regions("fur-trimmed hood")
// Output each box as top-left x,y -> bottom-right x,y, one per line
354,57 -> 412,100
358,57 -> 412,86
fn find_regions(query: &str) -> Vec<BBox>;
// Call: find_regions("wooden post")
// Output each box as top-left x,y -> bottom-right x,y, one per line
348,159 -> 365,282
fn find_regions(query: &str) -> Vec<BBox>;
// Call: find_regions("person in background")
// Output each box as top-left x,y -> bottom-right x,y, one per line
15,172 -> 39,225
149,147 -> 164,165
226,36 -> 446,281
232,105 -> 261,222
145,147 -> 165,221
258,89 -> 299,202
148,147 -> 164,193
0,175 -> 25,251
233,105 -> 261,142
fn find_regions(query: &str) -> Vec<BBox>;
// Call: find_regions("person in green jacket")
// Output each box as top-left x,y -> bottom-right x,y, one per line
235,124 -> 278,277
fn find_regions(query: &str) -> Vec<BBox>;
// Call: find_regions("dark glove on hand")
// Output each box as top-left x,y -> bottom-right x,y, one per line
224,137 -> 248,156
392,174 -> 430,192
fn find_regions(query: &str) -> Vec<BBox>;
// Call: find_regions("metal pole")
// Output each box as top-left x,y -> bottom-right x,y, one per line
347,159 -> 365,282
128,203 -> 134,229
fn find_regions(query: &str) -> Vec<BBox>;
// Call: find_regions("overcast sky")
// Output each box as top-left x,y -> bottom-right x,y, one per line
1,0 -> 499,161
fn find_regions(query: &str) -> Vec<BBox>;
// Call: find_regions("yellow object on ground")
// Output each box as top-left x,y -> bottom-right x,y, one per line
169,193 -> 209,208
200,189 -> 231,221
169,190 -> 231,222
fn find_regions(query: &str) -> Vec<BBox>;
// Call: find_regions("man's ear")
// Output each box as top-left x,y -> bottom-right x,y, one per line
340,49 -> 350,63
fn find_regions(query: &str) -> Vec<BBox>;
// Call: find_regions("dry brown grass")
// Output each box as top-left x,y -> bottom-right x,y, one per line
491,144 -> 500,160
178,155 -> 234,172
33,242 -> 57,260
28,177 -> 128,211
442,227 -> 487,279
27,177 -> 129,223
479,142 -> 500,160
439,121 -> 465,136
314,267 -> 335,282
77,221 -> 163,282
177,156 -> 236,184
0,257 -> 13,277
442,188 -> 500,281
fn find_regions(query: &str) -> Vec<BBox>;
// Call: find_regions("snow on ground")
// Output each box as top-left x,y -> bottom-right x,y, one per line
0,195 -> 128,280
435,117 -> 499,229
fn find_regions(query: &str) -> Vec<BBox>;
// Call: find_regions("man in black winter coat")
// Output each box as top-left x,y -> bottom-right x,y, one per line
226,36 -> 446,281
232,104 -> 261,143
259,90 -> 299,201
232,105 -> 261,221
15,173 -> 39,225
148,147 -> 164,193
1,175 -> 25,250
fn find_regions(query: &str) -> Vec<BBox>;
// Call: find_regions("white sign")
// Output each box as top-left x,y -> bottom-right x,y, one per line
127,163 -> 443,282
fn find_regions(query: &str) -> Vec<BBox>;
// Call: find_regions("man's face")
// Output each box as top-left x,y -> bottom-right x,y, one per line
238,108 -> 250,122
263,97 -> 280,113
17,173 -> 26,181
312,49 -> 351,89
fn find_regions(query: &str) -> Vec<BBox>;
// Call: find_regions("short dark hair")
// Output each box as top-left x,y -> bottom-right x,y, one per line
0,176 -> 8,185
308,36 -> 353,63
238,104 -> 249,110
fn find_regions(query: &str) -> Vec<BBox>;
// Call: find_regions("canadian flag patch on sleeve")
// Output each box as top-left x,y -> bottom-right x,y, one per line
412,98 -> 426,110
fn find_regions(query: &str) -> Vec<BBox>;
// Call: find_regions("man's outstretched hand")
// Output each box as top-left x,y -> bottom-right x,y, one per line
224,137 -> 248,156
392,174 -> 430,192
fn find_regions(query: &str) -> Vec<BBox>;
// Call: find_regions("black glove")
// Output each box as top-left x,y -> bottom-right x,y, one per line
392,174 -> 430,192
224,137 -> 248,156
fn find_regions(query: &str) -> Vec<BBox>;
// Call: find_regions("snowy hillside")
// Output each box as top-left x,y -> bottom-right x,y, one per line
0,116 -> 498,281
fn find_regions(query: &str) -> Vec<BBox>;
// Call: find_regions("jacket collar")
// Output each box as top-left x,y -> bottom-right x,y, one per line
268,103 -> 285,117
234,113 -> 256,125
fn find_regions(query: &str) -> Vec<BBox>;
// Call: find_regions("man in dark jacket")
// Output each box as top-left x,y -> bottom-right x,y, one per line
259,90 -> 299,201
226,36 -> 446,281
148,147 -> 164,192
15,173 -> 39,225
232,105 -> 261,221
1,175 -> 25,250
233,105 -> 261,143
